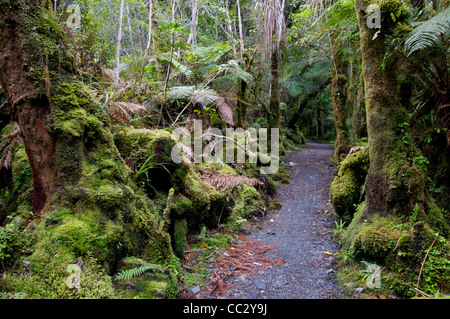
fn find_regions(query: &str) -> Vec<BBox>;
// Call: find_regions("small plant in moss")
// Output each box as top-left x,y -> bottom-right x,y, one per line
420,236 -> 450,294
114,264 -> 161,281
0,222 -> 22,269
61,233 -> 107,256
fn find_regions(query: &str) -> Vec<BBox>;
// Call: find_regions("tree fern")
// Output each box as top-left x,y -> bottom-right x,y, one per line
114,264 -> 161,281
167,85 -> 195,101
405,7 -> 450,56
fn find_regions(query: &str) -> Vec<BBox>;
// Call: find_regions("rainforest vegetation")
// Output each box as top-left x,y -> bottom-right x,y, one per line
0,0 -> 449,299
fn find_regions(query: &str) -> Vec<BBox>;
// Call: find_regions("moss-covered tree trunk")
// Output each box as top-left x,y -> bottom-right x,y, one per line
0,0 -> 175,298
330,35 -> 350,164
354,0 -> 426,217
269,50 -> 281,128
351,73 -> 367,140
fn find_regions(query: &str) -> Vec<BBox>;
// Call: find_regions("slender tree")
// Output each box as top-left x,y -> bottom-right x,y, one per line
262,0 -> 286,128
330,34 -> 350,163
114,0 -> 125,85
187,0 -> 199,45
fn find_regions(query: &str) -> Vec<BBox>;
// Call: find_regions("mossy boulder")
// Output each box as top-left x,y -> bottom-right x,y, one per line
2,253 -> 116,299
113,127 -> 179,194
232,183 -> 265,219
172,163 -> 230,230
330,147 -> 369,223
269,199 -> 282,210
352,224 -> 405,261
114,127 -> 177,165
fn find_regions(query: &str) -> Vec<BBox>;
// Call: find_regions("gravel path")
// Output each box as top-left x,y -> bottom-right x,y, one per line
209,140 -> 348,299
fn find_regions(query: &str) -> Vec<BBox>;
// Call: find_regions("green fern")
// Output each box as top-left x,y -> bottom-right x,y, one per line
114,264 -> 161,281
405,7 -> 450,56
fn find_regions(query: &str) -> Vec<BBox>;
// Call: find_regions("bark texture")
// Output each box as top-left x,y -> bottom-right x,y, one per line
0,0 -> 174,289
354,0 -> 426,217
330,36 -> 350,164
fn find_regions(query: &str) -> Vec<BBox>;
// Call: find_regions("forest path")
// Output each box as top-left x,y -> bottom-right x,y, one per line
205,140 -> 347,299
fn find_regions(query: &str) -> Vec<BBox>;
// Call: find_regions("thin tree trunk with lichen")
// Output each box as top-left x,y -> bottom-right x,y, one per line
352,73 -> 367,140
354,0 -> 426,217
0,0 -> 174,296
330,35 -> 350,164
269,50 -> 281,128
114,0 -> 125,85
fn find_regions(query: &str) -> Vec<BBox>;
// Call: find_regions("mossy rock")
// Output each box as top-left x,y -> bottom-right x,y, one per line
2,254 -> 116,299
113,127 -> 179,194
115,257 -> 178,299
330,147 -> 369,223
352,224 -> 404,261
269,199 -> 282,210
114,127 -> 177,165
232,183 -> 265,219
171,194 -> 193,218
172,163 -> 230,230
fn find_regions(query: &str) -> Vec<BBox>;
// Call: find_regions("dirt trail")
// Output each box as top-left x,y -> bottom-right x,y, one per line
208,140 -> 347,299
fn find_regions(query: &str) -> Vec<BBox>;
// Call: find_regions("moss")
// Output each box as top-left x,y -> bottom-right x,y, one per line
114,127 -> 177,164
330,148 -> 369,223
173,219 -> 187,258
9,144 -> 33,217
277,167 -> 291,184
93,182 -> 124,211
269,199 -> 282,210
3,254 -> 115,299
353,224 -> 404,261
195,162 -> 237,175
52,82 -> 95,112
424,195 -> 450,237
172,195 -> 193,218
114,257 -> 178,299
172,163 -> 229,230
231,183 -> 265,220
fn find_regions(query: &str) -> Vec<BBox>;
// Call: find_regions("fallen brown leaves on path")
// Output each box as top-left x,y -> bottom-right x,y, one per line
207,237 -> 278,295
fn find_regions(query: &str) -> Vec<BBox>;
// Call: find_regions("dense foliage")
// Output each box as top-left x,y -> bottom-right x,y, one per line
0,0 -> 448,299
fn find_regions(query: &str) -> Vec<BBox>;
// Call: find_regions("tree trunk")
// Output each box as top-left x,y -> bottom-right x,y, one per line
317,107 -> 323,138
187,0 -> 199,45
351,73 -> 367,140
236,0 -> 244,57
0,0 -> 173,287
354,0 -> 426,217
269,50 -> 281,128
330,34 -> 350,164
114,0 -> 125,85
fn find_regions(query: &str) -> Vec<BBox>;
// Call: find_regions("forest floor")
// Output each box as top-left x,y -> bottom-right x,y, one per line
183,140 -> 351,299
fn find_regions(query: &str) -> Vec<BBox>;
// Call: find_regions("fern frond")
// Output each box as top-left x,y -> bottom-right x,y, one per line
169,59 -> 196,80
191,88 -> 220,106
167,85 -> 195,101
216,96 -> 235,126
209,60 -> 254,84
198,169 -> 264,191
114,264 -> 161,281
405,7 -> 450,56
108,102 -> 147,123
